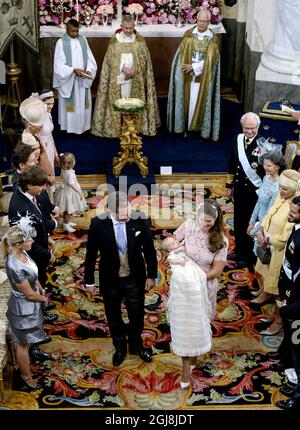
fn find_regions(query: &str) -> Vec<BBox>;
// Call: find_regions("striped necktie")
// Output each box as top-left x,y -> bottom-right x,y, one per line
32,196 -> 41,213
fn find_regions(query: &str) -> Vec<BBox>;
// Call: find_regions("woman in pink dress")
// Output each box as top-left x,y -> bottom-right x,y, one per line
174,199 -> 228,386
39,90 -> 60,172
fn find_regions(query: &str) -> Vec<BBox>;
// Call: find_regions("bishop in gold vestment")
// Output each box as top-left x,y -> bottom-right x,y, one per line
91,15 -> 160,138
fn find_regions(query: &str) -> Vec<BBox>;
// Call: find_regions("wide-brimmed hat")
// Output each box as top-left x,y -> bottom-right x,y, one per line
19,97 -> 47,126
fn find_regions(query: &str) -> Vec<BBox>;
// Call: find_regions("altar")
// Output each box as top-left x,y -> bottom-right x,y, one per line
39,22 -> 225,98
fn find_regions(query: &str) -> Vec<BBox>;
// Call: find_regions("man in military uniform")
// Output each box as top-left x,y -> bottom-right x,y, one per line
276,196 -> 300,410
226,112 -> 265,268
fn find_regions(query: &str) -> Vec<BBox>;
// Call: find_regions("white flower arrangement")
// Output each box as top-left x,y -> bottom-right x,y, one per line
127,3 -> 144,16
113,98 -> 145,113
97,4 -> 114,15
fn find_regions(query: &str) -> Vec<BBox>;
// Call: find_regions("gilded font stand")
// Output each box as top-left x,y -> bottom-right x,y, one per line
112,99 -> 148,177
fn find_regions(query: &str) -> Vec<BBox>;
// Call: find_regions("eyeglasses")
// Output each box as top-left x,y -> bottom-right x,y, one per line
198,20 -> 209,23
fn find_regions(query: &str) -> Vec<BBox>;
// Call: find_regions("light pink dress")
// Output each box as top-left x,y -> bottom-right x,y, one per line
39,112 -> 57,172
175,219 -> 228,317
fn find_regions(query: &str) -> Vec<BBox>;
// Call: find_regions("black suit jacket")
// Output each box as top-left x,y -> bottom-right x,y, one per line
12,170 -> 56,234
8,189 -> 51,266
226,134 -> 265,192
84,211 -> 157,293
280,227 -> 300,321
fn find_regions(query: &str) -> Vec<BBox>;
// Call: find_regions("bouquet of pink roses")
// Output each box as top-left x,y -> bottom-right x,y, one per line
190,0 -> 223,24
38,0 -> 117,26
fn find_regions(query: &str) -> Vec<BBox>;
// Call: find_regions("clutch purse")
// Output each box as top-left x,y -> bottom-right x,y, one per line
257,244 -> 271,265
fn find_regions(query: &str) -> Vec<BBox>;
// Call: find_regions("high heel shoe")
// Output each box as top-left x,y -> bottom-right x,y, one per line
180,380 -> 190,389
251,289 -> 263,297
260,321 -> 283,336
20,375 -> 42,390
180,365 -> 196,389
250,292 -> 273,305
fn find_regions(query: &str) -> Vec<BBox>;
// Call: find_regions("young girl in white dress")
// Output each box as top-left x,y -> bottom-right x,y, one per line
54,152 -> 87,233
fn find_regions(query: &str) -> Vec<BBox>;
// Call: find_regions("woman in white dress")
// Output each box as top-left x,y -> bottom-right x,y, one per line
54,152 -> 87,233
161,235 -> 212,389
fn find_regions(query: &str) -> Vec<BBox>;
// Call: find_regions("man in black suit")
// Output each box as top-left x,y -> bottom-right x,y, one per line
84,191 -> 157,366
11,144 -> 59,235
226,112 -> 265,268
275,196 -> 300,410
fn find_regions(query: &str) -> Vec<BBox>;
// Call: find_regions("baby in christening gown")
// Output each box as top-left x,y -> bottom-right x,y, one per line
161,235 -> 212,357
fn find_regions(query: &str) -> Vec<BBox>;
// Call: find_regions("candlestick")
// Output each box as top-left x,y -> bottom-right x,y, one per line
50,0 -> 73,28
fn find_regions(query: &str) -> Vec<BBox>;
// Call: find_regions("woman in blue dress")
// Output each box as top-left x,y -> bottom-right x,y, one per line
247,148 -> 286,297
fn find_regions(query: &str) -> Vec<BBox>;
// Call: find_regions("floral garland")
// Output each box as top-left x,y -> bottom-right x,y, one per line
38,0 -> 117,26
38,0 -> 223,26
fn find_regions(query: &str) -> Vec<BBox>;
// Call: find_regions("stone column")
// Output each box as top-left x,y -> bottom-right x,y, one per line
255,0 -> 300,111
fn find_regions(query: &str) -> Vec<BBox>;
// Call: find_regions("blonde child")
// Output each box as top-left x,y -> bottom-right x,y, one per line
55,152 -> 87,233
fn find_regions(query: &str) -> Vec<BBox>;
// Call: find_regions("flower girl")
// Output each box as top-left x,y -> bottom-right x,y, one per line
54,152 -> 87,233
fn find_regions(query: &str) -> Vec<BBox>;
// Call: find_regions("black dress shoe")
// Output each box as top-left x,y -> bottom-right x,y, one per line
45,303 -> 56,311
269,362 -> 285,372
276,398 -> 300,410
30,346 -> 52,361
138,348 -> 152,363
112,351 -> 125,367
35,335 -> 52,345
279,384 -> 297,397
43,313 -> 58,323
266,351 -> 281,360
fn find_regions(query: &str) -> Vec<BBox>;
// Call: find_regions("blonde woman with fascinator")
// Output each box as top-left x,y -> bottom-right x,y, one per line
3,218 -> 49,390
253,169 -> 300,335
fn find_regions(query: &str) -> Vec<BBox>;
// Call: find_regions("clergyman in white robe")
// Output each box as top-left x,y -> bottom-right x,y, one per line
53,34 -> 97,134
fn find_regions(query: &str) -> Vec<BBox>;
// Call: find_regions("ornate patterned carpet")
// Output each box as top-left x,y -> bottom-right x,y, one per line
0,174 -> 287,410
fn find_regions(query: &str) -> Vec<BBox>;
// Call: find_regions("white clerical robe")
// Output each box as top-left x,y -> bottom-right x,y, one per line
53,36 -> 97,134
188,28 -> 213,129
116,32 -> 135,98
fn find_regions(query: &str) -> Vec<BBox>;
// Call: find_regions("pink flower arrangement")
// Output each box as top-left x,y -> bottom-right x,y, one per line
38,0 -> 223,26
38,0 -> 117,26
122,0 -> 223,25
97,3 -> 115,15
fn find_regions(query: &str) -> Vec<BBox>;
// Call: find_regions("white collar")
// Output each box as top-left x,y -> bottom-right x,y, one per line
22,191 -> 35,202
116,31 -> 136,43
111,215 -> 126,225
192,27 -> 212,38
244,134 -> 257,144
295,224 -> 300,231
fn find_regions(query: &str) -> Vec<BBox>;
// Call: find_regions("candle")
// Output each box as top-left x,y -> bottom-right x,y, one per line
76,0 -> 79,22
117,0 -> 122,23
